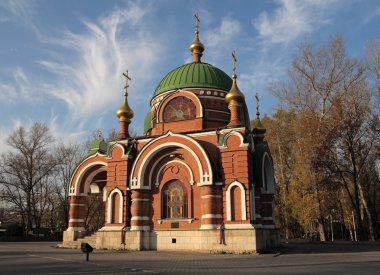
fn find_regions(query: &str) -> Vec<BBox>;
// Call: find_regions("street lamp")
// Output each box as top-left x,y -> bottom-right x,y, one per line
330,209 -> 335,242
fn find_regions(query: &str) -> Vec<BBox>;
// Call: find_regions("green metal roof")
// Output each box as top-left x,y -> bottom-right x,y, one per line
144,112 -> 152,134
153,62 -> 232,98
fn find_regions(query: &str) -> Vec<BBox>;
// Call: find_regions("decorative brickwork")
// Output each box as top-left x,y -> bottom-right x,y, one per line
62,22 -> 279,252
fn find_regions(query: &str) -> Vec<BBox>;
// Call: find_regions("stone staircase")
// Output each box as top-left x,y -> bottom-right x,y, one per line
59,232 -> 98,249
77,232 -> 98,248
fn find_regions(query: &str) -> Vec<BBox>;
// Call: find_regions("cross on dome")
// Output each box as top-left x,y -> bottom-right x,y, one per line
123,70 -> 131,95
232,50 -> 237,77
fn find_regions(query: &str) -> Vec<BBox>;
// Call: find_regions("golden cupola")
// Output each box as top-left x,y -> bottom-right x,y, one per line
116,71 -> 134,123
116,70 -> 134,139
225,51 -> 245,105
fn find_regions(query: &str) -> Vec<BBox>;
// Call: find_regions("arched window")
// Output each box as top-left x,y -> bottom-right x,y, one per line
162,180 -> 188,219
226,181 -> 247,221
263,154 -> 275,193
107,188 -> 123,224
163,96 -> 196,122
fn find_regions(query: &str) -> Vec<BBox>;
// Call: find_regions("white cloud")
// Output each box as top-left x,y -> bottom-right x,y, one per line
253,0 -> 339,45
39,1 -> 164,126
0,67 -> 40,104
204,16 -> 242,62
0,0 -> 39,33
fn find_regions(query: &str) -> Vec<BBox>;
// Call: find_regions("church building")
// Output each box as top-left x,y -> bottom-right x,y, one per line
62,16 -> 279,252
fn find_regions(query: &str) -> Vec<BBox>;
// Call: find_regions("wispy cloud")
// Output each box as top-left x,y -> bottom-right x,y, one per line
0,0 -> 39,33
39,1 -> 165,127
204,15 -> 242,62
253,0 -> 340,45
0,67 -> 40,104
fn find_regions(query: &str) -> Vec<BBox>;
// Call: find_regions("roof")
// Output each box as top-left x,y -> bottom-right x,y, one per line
144,112 -> 152,134
153,62 -> 232,98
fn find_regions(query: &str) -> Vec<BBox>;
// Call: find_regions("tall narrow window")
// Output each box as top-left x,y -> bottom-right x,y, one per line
162,180 -> 188,219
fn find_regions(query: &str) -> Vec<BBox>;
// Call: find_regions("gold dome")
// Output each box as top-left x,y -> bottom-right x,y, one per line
116,92 -> 134,122
189,33 -> 205,56
225,75 -> 245,105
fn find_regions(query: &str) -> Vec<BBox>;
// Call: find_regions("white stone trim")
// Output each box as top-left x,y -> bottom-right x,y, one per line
107,188 -> 123,224
188,131 -> 216,137
131,216 -> 150,220
106,142 -> 129,160
131,226 -> 150,231
201,195 -> 222,199
130,132 -> 213,189
200,224 -> 219,229
66,227 -> 85,231
131,198 -> 150,202
198,95 -> 226,100
103,188 -> 107,202
72,161 -> 108,195
69,203 -> 86,206
201,214 -> 222,219
219,131 -> 248,149
224,224 -> 254,229
155,160 -> 194,187
136,138 -> 153,144
157,218 -> 195,224
98,226 -> 125,231
226,180 -> 247,221
219,127 -> 245,134
69,219 -> 84,222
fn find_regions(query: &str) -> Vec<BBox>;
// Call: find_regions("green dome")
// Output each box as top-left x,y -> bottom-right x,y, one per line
153,62 -> 232,98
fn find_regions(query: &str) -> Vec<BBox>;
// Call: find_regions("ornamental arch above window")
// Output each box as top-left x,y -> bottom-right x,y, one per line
163,96 -> 196,122
162,180 -> 188,219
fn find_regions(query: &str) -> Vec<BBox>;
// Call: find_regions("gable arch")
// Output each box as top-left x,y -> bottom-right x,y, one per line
130,132 -> 213,189
156,90 -> 203,123
154,160 -> 194,187
226,180 -> 247,221
219,131 -> 248,149
70,157 -> 108,195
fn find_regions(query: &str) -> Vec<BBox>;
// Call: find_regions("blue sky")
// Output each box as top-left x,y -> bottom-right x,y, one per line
0,0 -> 379,152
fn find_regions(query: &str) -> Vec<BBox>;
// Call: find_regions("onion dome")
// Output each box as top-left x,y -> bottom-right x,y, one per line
153,62 -> 232,98
225,51 -> 245,105
189,31 -> 205,62
116,92 -> 134,122
225,74 -> 245,105
116,70 -> 134,122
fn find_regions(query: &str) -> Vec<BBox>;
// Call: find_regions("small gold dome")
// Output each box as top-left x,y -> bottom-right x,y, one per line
225,75 -> 245,105
116,93 -> 134,122
189,34 -> 205,55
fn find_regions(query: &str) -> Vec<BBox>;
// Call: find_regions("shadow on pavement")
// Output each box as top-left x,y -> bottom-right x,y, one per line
263,240 -> 380,255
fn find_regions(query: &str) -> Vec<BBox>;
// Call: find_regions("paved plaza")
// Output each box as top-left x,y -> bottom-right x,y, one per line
0,241 -> 379,274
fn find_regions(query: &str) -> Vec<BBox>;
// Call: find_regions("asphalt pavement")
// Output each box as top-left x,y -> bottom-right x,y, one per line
0,241 -> 379,274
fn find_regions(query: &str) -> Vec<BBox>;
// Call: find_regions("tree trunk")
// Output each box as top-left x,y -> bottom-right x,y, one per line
358,182 -> 375,241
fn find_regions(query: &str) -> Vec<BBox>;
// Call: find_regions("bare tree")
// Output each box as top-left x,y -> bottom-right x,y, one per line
0,123 -> 56,235
52,141 -> 86,231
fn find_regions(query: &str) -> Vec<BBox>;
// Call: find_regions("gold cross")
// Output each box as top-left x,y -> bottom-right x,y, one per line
194,12 -> 200,34
123,70 -> 131,93
232,50 -> 237,76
